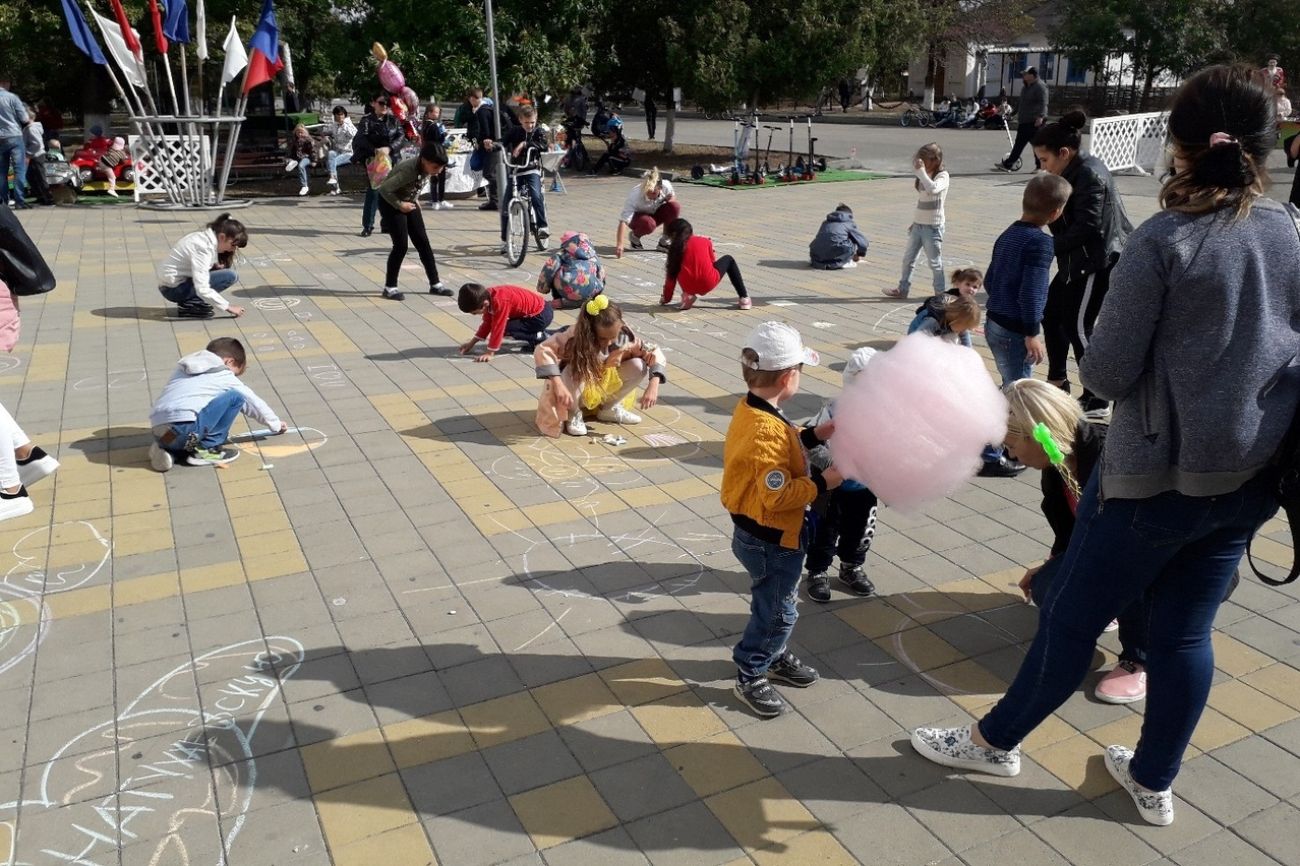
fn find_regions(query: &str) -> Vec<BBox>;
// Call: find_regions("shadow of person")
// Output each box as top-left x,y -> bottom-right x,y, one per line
90,306 -> 174,321
67,427 -> 155,467
755,259 -> 818,271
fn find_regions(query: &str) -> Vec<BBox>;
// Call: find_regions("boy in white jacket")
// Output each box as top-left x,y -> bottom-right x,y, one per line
148,338 -> 286,471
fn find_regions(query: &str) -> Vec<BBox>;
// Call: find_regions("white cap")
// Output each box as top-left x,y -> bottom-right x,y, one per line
842,347 -> 877,385
742,322 -> 820,371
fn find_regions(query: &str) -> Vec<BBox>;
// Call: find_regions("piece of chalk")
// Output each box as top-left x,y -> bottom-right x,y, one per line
261,463 -> 274,470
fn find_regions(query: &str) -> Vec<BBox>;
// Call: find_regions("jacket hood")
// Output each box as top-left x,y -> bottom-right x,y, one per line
562,233 -> 597,261
842,347 -> 877,385
176,350 -> 231,376
824,210 -> 854,223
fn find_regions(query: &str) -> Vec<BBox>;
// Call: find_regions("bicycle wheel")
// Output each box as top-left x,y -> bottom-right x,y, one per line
505,196 -> 529,268
900,112 -> 912,127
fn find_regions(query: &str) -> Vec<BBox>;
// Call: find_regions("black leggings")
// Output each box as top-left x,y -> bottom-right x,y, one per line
714,255 -> 749,298
379,200 -> 440,288
428,171 -> 446,203
1043,263 -> 1112,387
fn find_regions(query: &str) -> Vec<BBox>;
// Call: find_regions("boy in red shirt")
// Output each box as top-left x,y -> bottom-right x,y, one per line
661,218 -> 752,310
457,283 -> 555,361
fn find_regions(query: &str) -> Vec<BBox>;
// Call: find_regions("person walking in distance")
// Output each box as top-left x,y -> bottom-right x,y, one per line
995,66 -> 1049,172
644,92 -> 658,140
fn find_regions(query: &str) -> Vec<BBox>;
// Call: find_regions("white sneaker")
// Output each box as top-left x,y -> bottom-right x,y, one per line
0,489 -> 34,522
298,185 -> 309,197
566,415 -> 588,436
327,176 -> 339,187
838,260 -> 858,269
285,159 -> 298,172
441,201 -> 454,210
16,448 -> 59,487
910,725 -> 1021,777
328,186 -> 341,196
596,405 -> 642,425
148,441 -> 174,473
537,226 -> 551,240
1105,745 -> 1174,826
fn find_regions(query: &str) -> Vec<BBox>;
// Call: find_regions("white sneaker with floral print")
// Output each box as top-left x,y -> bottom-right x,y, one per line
1105,745 -> 1174,826
910,725 -> 1021,777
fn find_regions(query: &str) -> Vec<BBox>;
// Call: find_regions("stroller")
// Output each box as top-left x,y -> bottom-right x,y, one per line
561,116 -> 591,173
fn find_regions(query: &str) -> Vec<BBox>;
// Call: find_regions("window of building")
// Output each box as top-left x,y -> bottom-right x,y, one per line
1007,53 -> 1027,81
1040,53 -> 1056,81
1066,57 -> 1089,84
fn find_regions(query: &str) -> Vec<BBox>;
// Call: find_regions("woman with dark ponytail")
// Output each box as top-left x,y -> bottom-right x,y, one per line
911,65 -> 1300,829
1031,109 -> 1132,419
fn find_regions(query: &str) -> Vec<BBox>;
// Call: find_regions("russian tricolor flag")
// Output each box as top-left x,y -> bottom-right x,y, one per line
242,0 -> 283,94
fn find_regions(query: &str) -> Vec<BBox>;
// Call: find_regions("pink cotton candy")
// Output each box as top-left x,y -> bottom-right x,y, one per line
828,333 -> 1008,512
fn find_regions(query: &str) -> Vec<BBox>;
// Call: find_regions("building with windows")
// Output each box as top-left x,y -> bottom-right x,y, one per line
905,4 -> 1180,107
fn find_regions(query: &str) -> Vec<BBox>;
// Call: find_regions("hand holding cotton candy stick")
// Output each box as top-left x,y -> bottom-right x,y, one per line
827,333 -> 1009,512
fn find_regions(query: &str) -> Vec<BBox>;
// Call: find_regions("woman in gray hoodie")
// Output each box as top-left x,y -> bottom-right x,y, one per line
911,64 -> 1300,828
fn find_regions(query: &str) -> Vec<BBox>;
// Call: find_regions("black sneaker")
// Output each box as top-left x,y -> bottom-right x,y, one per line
734,676 -> 786,718
177,303 -> 214,319
429,282 -> 452,296
839,565 -> 876,597
978,456 -> 1027,478
478,201 -> 497,211
629,235 -> 644,250
768,651 -> 819,688
807,571 -> 832,603
360,227 -> 373,237
382,287 -> 405,301
184,447 -> 240,467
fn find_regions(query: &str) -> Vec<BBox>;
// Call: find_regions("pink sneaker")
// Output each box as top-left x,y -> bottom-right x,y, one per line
680,293 -> 696,311
1095,661 -> 1147,704
737,297 -> 753,310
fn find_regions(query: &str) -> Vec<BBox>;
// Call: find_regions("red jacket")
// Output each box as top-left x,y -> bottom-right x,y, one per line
665,235 -> 721,295
476,284 -> 546,350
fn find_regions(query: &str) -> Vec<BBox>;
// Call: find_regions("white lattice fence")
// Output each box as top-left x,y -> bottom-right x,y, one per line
128,134 -> 209,201
1086,112 -> 1169,175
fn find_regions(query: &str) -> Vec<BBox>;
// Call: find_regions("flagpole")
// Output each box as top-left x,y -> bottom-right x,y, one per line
216,67 -> 250,203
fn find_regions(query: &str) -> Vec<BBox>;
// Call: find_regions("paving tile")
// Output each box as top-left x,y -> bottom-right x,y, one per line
625,800 -> 747,866
831,801 -> 953,866
424,798 -> 538,866
1231,800 -> 1300,866
591,751 -> 700,821
509,775 -> 619,850
403,750 -> 504,817
481,729 -> 583,796
1029,802 -> 1161,866
1169,828 -> 1289,866
1174,755 -> 1279,825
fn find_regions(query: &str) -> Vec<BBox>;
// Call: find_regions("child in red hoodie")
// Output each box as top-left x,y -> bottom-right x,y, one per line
661,219 -> 753,311
457,283 -> 555,361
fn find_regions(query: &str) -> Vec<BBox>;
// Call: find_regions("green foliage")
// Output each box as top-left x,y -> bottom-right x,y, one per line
0,0 -> 105,107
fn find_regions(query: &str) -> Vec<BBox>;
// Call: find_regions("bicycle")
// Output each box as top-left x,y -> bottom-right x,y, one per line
899,104 -> 935,128
501,146 -> 548,269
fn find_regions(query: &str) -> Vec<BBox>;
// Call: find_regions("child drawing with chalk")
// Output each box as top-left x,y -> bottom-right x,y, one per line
148,338 -> 287,472
533,297 -> 666,437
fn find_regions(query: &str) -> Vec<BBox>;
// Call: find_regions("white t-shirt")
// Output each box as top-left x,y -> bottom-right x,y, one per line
620,180 -> 675,224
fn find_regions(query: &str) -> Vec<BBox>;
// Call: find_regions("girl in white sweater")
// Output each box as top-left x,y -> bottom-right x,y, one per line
884,142 -> 949,298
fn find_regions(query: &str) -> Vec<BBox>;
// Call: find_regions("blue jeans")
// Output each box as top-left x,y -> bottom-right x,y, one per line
1029,555 -> 1146,666
363,188 -> 379,232
984,319 -> 1033,386
158,389 -> 245,453
731,527 -> 806,679
979,471 -> 1277,791
160,269 -> 239,306
906,311 -> 973,348
0,136 -> 27,205
327,151 -> 352,178
500,172 -> 548,240
297,157 -> 312,187
898,223 -> 944,296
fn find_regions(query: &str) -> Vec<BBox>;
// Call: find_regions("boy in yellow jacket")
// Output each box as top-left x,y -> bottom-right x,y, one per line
722,322 -> 841,717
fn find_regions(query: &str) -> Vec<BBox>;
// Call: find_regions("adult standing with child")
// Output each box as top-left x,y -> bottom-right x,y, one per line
912,64 -> 1300,828
995,66 -> 1048,173
354,95 -> 405,237
1032,109 -> 1132,420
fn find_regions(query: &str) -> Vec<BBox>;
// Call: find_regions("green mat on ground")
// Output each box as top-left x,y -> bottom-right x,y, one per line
685,169 -> 889,189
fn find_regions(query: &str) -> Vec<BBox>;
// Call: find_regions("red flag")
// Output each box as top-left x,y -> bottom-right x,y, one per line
107,0 -> 141,57
147,0 -> 168,53
242,0 -> 283,94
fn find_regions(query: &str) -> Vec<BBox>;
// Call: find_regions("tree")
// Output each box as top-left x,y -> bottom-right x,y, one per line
913,0 -> 1032,108
1218,0 -> 1300,70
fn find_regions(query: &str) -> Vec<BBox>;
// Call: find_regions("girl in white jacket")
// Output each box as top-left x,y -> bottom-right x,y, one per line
884,142 -> 949,298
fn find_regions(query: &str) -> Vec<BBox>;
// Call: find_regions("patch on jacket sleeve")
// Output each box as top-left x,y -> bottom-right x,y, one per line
765,470 -> 787,491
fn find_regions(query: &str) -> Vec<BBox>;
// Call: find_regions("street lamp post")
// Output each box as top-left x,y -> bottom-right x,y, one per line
485,0 -> 505,200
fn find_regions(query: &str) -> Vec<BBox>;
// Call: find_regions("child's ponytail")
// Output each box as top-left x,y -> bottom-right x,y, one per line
208,213 -> 249,248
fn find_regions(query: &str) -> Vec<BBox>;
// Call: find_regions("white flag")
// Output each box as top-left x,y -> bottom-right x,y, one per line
90,9 -> 148,89
221,17 -> 247,86
195,0 -> 208,61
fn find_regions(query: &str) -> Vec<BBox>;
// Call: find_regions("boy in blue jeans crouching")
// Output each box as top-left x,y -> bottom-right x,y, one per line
148,338 -> 286,471
721,322 -> 842,718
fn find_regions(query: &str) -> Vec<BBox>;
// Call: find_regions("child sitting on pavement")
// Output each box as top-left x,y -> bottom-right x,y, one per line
805,347 -> 878,602
723,322 -> 841,718
906,293 -> 981,344
148,338 -> 286,471
458,283 -> 556,361
536,232 -> 605,309
157,213 -> 248,320
809,204 -> 869,270
533,297 -> 665,437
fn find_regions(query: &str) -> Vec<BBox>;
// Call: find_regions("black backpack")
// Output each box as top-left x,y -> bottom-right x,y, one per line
1245,202 -> 1300,586
0,204 -> 56,296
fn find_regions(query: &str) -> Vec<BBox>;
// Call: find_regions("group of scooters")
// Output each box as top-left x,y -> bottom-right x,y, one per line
690,113 -> 828,185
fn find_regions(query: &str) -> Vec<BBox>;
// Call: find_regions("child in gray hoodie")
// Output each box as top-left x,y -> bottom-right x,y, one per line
148,338 -> 286,471
809,204 -> 869,270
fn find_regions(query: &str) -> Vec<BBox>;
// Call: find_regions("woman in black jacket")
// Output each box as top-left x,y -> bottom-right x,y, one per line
1033,110 -> 1133,418
353,95 -> 406,237
1002,379 -> 1149,705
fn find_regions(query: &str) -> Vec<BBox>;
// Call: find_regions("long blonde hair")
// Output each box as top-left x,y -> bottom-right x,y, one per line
1005,379 -> 1084,497
564,300 -> 624,390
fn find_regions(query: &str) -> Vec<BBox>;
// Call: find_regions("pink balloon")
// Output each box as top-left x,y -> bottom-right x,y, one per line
828,333 -> 1008,512
378,59 -> 405,94
401,86 -> 418,112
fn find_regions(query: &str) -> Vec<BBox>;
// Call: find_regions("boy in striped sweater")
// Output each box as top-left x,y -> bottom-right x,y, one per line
982,173 -> 1072,388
